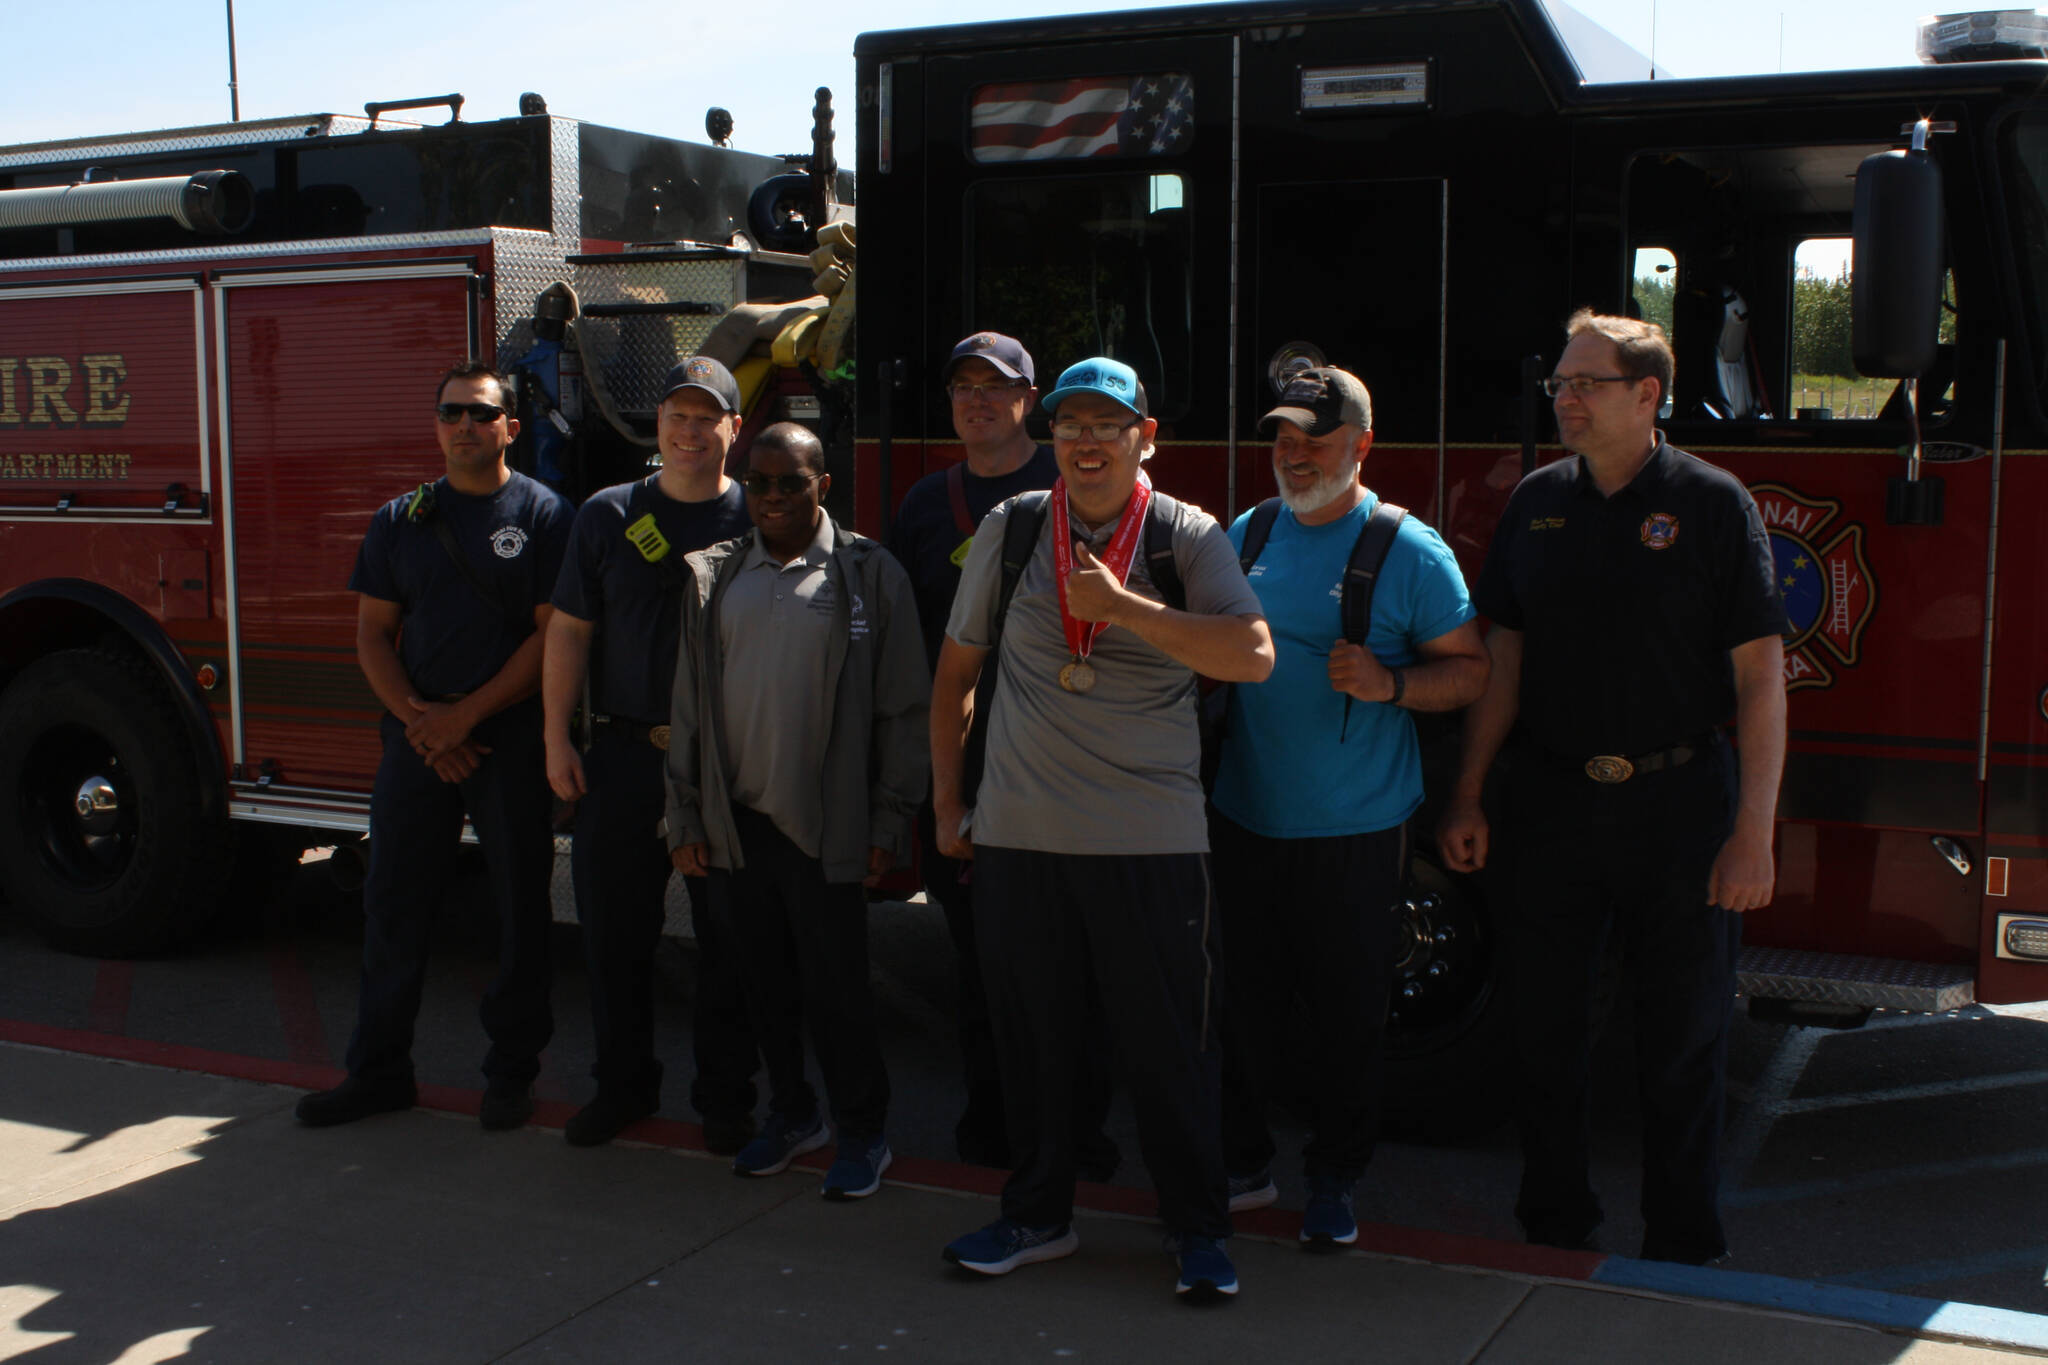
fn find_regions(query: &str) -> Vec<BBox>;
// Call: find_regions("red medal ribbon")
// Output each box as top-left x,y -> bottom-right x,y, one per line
1051,470 -> 1152,664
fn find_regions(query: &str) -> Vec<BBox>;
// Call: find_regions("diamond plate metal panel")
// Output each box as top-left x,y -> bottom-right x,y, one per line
488,119 -> 582,364
571,256 -> 747,410
0,115 -> 378,168
1737,945 -> 1976,1013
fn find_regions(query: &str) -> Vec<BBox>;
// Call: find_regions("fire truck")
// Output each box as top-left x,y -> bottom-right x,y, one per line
850,0 -> 2048,1131
0,94 -> 853,954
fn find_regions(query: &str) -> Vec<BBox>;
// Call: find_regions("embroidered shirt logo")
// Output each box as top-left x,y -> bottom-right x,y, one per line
1529,516 -> 1566,531
490,526 -> 529,559
1639,513 -> 1680,550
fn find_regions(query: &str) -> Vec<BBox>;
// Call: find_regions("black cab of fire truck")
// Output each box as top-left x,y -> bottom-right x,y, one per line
852,0 -> 2048,1134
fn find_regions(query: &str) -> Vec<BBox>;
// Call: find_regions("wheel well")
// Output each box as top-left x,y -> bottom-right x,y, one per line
0,581 -> 229,821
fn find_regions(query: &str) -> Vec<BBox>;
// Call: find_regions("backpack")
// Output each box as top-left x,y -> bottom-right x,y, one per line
958,488 -> 1186,804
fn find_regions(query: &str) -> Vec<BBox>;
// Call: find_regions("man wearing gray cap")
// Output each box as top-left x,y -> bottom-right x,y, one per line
1209,365 -> 1487,1249
541,357 -> 761,1151
932,356 -> 1273,1303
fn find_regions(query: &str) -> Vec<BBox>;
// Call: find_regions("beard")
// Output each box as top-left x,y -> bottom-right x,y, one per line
1274,453 -> 1361,516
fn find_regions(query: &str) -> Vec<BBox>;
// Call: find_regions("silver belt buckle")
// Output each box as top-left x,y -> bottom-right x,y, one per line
648,725 -> 671,751
1585,754 -> 1635,784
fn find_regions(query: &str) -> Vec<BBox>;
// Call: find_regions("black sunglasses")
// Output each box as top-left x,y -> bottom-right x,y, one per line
743,472 -> 822,497
436,402 -> 508,424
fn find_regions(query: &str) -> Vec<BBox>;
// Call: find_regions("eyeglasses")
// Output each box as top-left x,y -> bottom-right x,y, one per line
1051,417 -> 1142,443
948,380 -> 1030,401
436,402 -> 508,424
1540,374 -> 1642,398
743,471 -> 822,497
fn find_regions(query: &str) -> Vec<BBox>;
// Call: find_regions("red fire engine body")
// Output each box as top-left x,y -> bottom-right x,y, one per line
850,0 -> 2048,1126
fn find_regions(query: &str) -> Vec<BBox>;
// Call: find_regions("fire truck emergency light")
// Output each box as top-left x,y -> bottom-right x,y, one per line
1995,915 -> 2048,961
1917,10 -> 2048,63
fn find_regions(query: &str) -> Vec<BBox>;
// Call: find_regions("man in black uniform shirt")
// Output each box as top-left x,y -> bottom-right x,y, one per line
299,361 -> 573,1131
886,332 -> 1115,1180
1439,309 -> 1787,1265
542,357 -> 759,1151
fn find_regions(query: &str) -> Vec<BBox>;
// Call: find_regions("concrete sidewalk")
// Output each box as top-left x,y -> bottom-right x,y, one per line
0,1041 -> 2039,1365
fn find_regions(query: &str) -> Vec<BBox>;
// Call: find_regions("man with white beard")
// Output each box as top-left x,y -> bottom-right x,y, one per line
1208,365 -> 1489,1249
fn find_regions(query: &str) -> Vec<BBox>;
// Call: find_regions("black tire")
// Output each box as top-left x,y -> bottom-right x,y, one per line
1381,853 -> 1518,1143
746,172 -> 815,254
0,647 -> 230,955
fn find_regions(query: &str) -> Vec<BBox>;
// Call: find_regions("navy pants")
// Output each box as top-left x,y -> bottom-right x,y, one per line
714,805 -> 889,1141
569,729 -> 757,1120
347,699 -> 555,1089
976,846 -> 1229,1239
1508,743 -> 1743,1263
1213,814 -> 1406,1182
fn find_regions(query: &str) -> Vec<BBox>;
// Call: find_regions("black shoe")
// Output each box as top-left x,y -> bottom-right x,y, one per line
479,1082 -> 535,1132
702,1111 -> 758,1157
565,1092 -> 658,1148
296,1076 -> 416,1127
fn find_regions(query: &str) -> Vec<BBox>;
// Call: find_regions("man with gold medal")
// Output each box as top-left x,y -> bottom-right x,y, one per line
929,357 -> 1274,1303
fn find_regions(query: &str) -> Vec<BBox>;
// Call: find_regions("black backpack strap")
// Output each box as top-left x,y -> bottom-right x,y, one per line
1143,490 -> 1186,612
961,490 -> 1051,805
1238,498 -> 1283,575
1338,499 -> 1408,740
622,478 -> 688,591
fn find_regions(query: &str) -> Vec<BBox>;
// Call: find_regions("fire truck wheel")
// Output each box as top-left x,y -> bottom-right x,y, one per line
747,173 -> 816,255
0,648 -> 231,956
1380,853 -> 1516,1143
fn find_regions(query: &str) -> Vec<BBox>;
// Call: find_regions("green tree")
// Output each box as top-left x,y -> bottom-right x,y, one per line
1633,273 -> 1675,338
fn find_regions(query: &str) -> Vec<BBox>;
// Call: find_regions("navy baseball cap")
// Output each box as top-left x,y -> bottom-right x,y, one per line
1041,357 -> 1148,418
1261,366 -> 1372,436
657,356 -> 741,413
944,331 -> 1034,384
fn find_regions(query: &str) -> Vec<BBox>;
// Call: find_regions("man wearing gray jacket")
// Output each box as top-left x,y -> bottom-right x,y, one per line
666,421 -> 929,1201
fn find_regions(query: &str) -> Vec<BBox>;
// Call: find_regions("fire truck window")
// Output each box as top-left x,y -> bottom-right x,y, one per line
967,173 -> 1194,419
2003,113 -> 2048,407
1790,237 -> 1956,421
1632,247 -> 1677,418
968,74 -> 1195,163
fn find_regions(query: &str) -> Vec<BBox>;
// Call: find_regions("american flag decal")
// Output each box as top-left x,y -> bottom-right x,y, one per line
970,73 -> 1195,163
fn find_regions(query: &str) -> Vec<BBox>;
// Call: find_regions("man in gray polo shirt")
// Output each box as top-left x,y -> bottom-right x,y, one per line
931,357 -> 1274,1303
666,422 -> 929,1202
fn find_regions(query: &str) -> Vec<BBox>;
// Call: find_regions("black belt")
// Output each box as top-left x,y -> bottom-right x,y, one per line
1540,734 -> 1714,784
592,713 -> 671,751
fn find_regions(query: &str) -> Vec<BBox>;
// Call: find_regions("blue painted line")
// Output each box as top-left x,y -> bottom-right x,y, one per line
1821,1244 -> 2048,1293
1591,1258 -> 2048,1353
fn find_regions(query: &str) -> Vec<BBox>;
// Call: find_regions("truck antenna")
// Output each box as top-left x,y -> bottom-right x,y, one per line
225,0 -> 241,121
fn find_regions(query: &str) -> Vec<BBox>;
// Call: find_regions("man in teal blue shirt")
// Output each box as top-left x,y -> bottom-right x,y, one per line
1209,366 -> 1488,1249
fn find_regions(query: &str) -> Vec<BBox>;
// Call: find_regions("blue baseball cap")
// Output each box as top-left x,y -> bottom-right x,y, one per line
1041,357 -> 1148,418
657,355 -> 740,413
944,331 -> 1035,384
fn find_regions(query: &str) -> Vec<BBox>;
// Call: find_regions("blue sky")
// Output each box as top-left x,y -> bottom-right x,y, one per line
4,1 -> 1952,160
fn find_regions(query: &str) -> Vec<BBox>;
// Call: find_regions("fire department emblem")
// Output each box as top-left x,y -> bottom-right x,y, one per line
1639,512 -> 1680,549
1749,483 -> 1876,693
490,526 -> 529,559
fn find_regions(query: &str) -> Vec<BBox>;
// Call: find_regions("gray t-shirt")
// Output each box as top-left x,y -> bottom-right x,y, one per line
946,489 -> 1262,855
719,514 -> 837,858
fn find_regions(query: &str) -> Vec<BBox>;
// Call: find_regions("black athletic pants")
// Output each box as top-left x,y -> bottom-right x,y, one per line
1213,813 -> 1406,1183
569,729 -> 757,1120
976,845 -> 1229,1239
714,804 -> 889,1141
1508,742 -> 1743,1263
918,803 -> 1120,1174
348,698 -> 555,1090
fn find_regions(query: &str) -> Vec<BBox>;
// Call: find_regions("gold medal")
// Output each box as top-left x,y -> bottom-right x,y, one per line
1058,659 -> 1097,694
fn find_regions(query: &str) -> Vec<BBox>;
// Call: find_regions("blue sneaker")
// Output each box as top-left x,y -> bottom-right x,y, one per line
1226,1167 -> 1277,1212
1173,1234 -> 1239,1302
732,1112 -> 829,1176
943,1219 -> 1080,1276
1300,1175 -> 1359,1252
822,1135 -> 892,1200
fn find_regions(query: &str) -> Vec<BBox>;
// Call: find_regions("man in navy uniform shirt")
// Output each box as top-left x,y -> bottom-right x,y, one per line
299,361 -> 573,1131
886,331 -> 1115,1180
543,357 -> 759,1152
1438,309 -> 1787,1264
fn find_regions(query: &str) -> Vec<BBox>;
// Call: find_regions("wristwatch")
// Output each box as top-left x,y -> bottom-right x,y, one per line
1386,668 -> 1407,706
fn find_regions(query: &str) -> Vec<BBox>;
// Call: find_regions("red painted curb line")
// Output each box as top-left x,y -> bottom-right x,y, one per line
0,1018 -> 1604,1283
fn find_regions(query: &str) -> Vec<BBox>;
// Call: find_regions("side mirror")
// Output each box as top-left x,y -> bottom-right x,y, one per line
1852,144 -> 1945,378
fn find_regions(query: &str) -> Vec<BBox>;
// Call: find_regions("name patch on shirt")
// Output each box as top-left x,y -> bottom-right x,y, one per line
1529,516 -> 1566,531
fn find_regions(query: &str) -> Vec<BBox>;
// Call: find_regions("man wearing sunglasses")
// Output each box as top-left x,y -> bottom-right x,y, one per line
665,422 -> 929,1202
931,357 -> 1274,1303
1208,365 -> 1488,1252
299,361 -> 573,1132
1439,309 -> 1787,1266
541,357 -> 759,1153
884,332 -> 1117,1180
